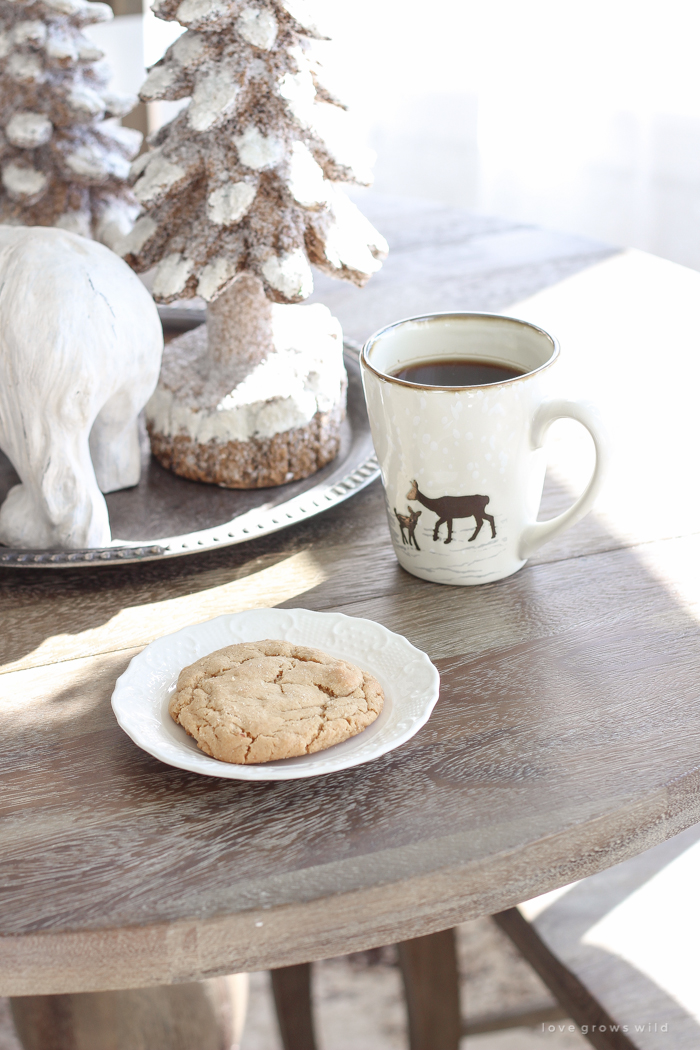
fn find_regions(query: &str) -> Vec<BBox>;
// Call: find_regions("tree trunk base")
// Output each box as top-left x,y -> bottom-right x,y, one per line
146,295 -> 347,489
148,399 -> 344,489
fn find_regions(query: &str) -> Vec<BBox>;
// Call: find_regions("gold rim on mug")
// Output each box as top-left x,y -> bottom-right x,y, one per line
361,311 -> 560,390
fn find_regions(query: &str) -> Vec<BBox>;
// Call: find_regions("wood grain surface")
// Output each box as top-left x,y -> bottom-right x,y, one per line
2,195 -> 699,995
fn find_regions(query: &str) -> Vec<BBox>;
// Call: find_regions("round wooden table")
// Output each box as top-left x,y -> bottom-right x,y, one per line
2,199 -> 700,1044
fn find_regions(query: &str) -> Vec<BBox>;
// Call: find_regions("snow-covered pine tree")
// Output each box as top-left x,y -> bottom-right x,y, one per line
122,0 -> 387,305
122,0 -> 388,489
0,0 -> 141,248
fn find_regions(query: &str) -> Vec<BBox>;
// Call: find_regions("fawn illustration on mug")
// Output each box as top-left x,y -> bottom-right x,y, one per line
394,506 -> 422,549
406,480 -> 497,545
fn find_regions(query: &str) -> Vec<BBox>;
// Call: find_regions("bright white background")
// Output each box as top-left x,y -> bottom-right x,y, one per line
103,0 -> 700,269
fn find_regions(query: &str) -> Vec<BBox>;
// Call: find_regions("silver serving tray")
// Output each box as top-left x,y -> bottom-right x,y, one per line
0,339 -> 378,568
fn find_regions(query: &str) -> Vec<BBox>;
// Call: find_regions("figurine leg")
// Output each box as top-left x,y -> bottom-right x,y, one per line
89,388 -> 143,493
0,429 -> 110,549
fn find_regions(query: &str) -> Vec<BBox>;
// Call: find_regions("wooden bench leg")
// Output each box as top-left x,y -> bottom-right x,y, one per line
9,975 -> 248,1050
270,963 -> 317,1050
493,909 -> 637,1050
397,927 -> 462,1050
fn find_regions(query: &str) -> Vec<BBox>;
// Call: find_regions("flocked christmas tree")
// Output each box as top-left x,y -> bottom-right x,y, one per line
121,0 -> 389,489
0,0 -> 142,247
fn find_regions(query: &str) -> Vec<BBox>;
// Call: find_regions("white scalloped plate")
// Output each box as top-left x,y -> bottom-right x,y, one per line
111,608 -> 440,780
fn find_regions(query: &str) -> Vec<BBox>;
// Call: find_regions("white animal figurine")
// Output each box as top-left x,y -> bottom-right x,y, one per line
0,226 -> 163,550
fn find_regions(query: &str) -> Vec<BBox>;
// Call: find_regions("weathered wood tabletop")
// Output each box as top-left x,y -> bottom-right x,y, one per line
2,194 -> 700,997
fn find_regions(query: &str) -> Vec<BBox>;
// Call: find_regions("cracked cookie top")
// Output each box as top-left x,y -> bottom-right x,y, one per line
169,638 -> 384,763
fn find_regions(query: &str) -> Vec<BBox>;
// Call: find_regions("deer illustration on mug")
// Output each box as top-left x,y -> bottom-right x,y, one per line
394,506 -> 422,549
406,481 -> 496,545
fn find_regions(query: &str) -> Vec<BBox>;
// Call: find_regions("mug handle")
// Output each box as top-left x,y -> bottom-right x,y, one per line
518,399 -> 609,560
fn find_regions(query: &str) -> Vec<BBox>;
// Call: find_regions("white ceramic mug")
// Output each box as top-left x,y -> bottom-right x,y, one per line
361,312 -> 608,585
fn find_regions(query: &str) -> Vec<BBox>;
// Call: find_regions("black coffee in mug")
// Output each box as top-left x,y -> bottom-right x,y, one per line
390,358 -> 526,387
